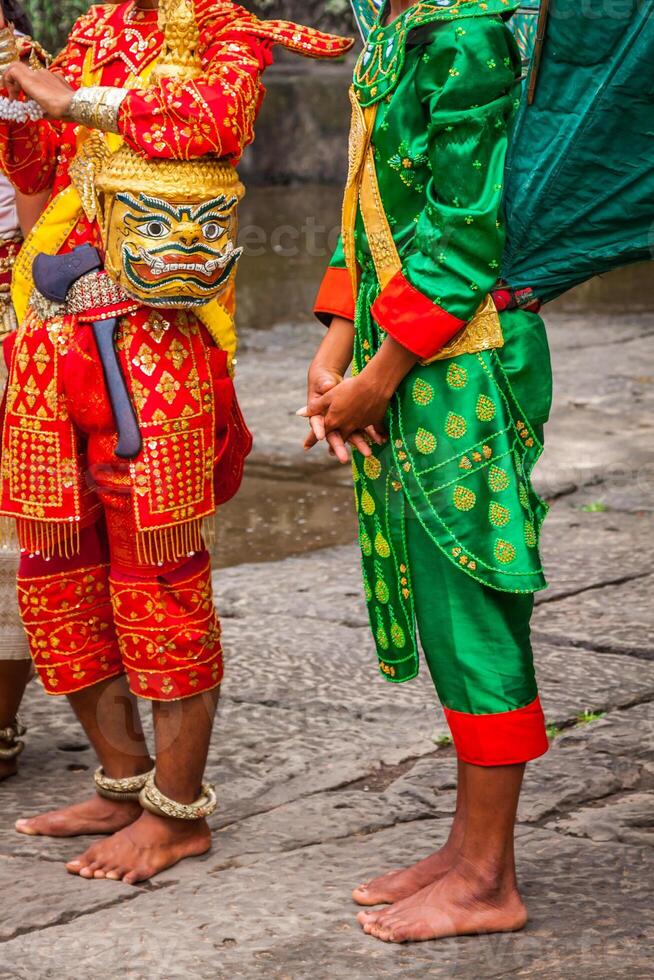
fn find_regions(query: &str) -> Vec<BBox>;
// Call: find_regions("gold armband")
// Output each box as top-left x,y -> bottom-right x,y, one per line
0,25 -> 19,71
68,86 -> 129,135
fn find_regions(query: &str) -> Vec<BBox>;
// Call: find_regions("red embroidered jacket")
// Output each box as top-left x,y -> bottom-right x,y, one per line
0,1 -> 352,252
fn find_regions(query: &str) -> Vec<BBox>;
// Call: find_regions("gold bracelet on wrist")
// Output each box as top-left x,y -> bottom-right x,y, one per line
68,85 -> 129,134
0,24 -> 19,71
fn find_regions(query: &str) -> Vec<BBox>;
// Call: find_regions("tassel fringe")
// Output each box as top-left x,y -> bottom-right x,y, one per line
8,517 -> 210,566
16,519 -> 81,559
136,519 -> 204,567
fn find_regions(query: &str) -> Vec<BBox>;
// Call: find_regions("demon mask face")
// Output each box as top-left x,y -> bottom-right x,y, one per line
101,190 -> 243,309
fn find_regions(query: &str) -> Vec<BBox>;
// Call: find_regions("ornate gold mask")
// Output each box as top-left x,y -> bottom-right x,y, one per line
102,188 -> 243,308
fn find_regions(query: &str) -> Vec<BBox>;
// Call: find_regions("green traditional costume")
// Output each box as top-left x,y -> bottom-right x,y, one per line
314,0 -> 551,765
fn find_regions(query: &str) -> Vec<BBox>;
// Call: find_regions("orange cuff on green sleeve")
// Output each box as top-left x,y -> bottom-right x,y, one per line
313,266 -> 356,327
371,269 -> 465,359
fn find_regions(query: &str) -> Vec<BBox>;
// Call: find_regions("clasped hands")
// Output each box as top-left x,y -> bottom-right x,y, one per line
298,318 -> 419,463
297,362 -> 390,464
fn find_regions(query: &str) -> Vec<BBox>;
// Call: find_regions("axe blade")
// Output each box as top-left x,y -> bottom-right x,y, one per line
33,244 -> 102,303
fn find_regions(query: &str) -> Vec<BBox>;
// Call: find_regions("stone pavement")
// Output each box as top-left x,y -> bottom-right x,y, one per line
0,310 -> 652,978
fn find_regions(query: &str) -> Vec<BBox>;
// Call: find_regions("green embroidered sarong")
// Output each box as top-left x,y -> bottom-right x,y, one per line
352,271 -> 551,682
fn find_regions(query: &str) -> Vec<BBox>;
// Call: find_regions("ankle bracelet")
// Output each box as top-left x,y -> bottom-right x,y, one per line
94,766 -> 154,801
139,771 -> 217,821
0,720 -> 26,760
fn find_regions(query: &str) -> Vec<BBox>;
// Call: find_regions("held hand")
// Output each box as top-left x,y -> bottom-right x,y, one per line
3,64 -> 74,119
307,361 -> 343,410
312,374 -> 391,442
304,360 -> 343,447
298,405 -> 377,463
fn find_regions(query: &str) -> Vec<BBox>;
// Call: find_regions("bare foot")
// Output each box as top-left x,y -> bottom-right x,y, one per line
358,860 -> 527,943
66,810 -> 211,885
15,794 -> 142,838
352,839 -> 460,907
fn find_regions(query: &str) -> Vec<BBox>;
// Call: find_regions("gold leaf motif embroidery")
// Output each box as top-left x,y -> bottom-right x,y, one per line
391,622 -> 406,648
476,394 -> 496,421
375,532 -> 391,558
412,377 -> 434,406
524,520 -> 537,548
23,377 -> 40,409
454,486 -> 476,511
166,337 -> 190,371
446,363 -> 468,390
445,412 -> 466,439
32,343 -> 50,375
144,312 -> 170,345
376,623 -> 390,651
16,346 -> 29,373
415,427 -> 437,455
155,371 -> 181,405
375,577 -> 389,603
488,464 -> 510,492
364,455 -> 382,480
495,538 -> 516,564
489,501 -> 511,527
132,344 -> 160,377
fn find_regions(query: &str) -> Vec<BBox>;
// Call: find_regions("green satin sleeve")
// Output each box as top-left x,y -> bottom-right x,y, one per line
328,233 -> 347,271
402,17 -> 520,322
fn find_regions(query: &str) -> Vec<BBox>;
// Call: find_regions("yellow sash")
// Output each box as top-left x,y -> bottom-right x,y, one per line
11,50 -> 236,361
342,86 -> 503,363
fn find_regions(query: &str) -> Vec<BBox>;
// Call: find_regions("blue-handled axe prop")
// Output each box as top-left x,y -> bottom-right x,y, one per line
32,245 -> 142,460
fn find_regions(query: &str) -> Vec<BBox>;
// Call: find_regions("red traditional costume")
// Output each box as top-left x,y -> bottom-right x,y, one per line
0,1 -> 353,702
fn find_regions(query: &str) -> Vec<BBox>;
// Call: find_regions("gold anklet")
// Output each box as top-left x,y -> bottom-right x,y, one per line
139,771 -> 217,821
0,720 -> 26,760
94,766 -> 154,801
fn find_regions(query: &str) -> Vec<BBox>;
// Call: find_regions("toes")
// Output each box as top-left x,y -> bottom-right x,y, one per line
371,923 -> 395,942
79,861 -> 103,879
368,910 -> 401,941
357,910 -> 382,928
15,819 -> 38,836
122,867 -> 152,886
105,867 -> 127,882
370,908 -> 393,927
353,885 -> 387,907
359,913 -> 382,936
66,848 -> 97,874
66,856 -> 92,875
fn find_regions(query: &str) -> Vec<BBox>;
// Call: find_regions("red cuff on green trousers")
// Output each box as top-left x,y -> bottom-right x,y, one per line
371,269 -> 466,359
313,266 -> 356,326
444,696 -> 549,766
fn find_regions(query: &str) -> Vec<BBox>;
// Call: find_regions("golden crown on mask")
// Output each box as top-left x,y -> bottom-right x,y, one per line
95,0 -> 245,204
